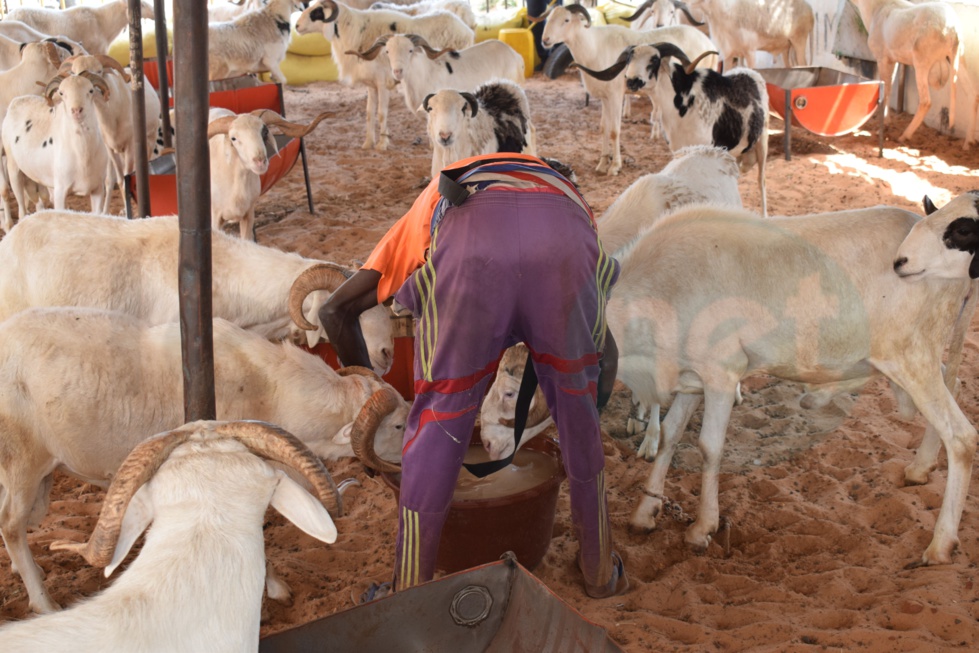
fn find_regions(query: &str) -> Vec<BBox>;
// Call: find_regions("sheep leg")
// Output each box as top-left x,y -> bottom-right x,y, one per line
0,466 -> 59,613
636,403 -> 662,461
240,209 -> 256,241
899,57 -> 934,142
268,61 -> 287,86
264,561 -> 292,605
892,367 -> 977,565
684,384 -> 738,552
878,58 -> 897,123
52,183 -> 69,211
363,86 -> 378,150
755,131 -> 768,218
6,157 -> 28,221
376,85 -> 391,151
630,392 -> 701,532
964,94 -> 978,151
607,92 -> 623,176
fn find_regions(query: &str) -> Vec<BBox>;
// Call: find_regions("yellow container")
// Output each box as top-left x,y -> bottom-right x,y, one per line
498,27 -> 536,78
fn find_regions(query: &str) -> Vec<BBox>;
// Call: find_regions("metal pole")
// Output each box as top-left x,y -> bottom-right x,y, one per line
128,0 -> 151,218
154,0 -> 172,148
174,0 -> 216,422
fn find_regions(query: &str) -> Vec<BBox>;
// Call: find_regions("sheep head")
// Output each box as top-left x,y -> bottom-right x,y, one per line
542,5 -> 592,49
423,90 -> 479,148
19,41 -> 65,71
894,191 -> 979,281
208,114 -> 273,175
45,71 -> 109,112
345,378 -> 406,474
49,420 -> 343,569
309,0 -> 340,24
287,262 -> 353,332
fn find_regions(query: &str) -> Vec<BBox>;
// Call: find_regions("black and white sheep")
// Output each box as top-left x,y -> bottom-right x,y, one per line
422,78 -> 536,178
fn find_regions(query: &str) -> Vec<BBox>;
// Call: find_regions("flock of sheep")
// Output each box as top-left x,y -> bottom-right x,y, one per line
0,0 -> 976,650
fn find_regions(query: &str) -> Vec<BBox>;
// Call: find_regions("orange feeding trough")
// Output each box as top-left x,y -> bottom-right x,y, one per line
757,67 -> 884,160
125,61 -> 315,220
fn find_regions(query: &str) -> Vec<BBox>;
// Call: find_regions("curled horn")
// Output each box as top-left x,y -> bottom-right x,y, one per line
684,49 -> 719,75
48,423 -> 203,566
288,262 -> 353,331
651,41 -> 691,66
672,0 -> 706,26
40,42 -> 63,69
94,54 -> 131,82
526,0 -> 560,24
407,34 -> 451,59
569,46 -> 634,82
345,35 -> 390,61
43,76 -> 64,106
50,421 -> 343,567
252,109 -> 334,138
56,53 -> 81,77
79,71 -> 110,100
210,421 -> 342,517
622,0 -> 655,22
422,92 -> 435,112
207,115 -> 237,139
565,3 -> 593,27
320,0 -> 340,23
350,388 -> 404,474
337,366 -> 383,382
461,92 -> 478,117
499,389 -> 552,429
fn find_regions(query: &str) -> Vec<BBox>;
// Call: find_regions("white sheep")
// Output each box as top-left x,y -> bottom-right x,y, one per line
0,420 -> 342,651
423,78 -> 536,179
349,34 -> 525,117
613,204 -> 975,569
0,32 -> 81,72
6,0 -> 155,56
536,4 -> 717,176
479,146 -> 744,462
1,70 -> 112,218
574,44 -> 769,216
682,0 -> 813,69
894,192 -> 979,281
295,0 -> 474,150
0,21 -> 85,63
852,0 -> 962,142
208,0 -> 304,83
0,210 -> 396,372
208,0 -> 266,23
370,0 -> 477,29
207,107 -> 332,240
0,307 -> 409,613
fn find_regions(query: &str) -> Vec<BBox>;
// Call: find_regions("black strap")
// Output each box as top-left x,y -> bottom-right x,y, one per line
437,156 -> 550,207
464,351 -> 538,478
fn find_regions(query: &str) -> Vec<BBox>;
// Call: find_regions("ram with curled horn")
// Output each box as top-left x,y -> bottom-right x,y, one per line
205,108 -> 334,241
345,34 -> 392,61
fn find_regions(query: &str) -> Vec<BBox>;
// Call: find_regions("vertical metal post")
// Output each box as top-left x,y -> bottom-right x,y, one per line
154,0 -> 172,148
174,0 -> 216,422
783,90 -> 792,161
128,0 -> 151,218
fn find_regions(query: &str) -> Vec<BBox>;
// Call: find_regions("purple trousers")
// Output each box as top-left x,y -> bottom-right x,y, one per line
392,190 -> 619,591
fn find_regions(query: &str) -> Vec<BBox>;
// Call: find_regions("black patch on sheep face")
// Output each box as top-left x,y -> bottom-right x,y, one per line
389,22 -> 397,31
449,51 -> 460,59
943,217 -> 979,254
14,136 -> 18,144
42,139 -> 47,148
476,84 -> 527,154
334,23 -> 339,38
275,19 -> 290,35
647,55 -> 661,82
445,62 -> 453,74
626,76 -> 645,92
24,120 -> 32,132
310,6 -> 325,21
712,105 -> 744,150
670,62 -> 696,99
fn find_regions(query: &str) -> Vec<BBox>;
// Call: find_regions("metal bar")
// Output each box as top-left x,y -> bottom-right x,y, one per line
896,63 -> 906,115
154,0 -> 172,148
174,0 -> 216,422
276,83 -> 316,214
128,0 -> 151,218
783,90 -> 792,161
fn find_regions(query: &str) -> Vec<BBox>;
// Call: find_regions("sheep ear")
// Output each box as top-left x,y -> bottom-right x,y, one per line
332,422 -> 354,446
104,485 -> 155,577
271,471 -> 338,544
923,195 -> 938,215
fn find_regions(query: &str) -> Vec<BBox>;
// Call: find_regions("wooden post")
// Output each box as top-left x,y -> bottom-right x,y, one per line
128,0 -> 151,218
174,0 -> 216,422
154,0 -> 172,148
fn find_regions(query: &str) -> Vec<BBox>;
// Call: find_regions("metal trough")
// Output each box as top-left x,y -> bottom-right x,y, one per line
259,555 -> 624,653
757,67 -> 884,160
126,65 -> 315,220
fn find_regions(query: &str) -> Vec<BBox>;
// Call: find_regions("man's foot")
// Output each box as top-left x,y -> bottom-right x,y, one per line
584,551 -> 629,599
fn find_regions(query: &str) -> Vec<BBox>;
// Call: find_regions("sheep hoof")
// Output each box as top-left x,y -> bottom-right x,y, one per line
903,465 -> 932,486
626,417 -> 646,436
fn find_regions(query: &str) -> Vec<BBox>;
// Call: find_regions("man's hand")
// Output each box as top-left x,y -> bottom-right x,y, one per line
319,269 -> 383,370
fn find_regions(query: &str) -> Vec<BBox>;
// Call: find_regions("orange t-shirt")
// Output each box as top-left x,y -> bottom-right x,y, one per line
363,152 -> 552,303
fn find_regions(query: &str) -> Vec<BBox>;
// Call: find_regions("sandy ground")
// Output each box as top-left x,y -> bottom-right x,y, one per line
2,71 -> 979,651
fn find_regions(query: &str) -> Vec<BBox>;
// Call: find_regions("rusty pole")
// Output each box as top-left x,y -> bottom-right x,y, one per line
174,0 -> 216,421
154,0 -> 172,148
128,0 -> 151,217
